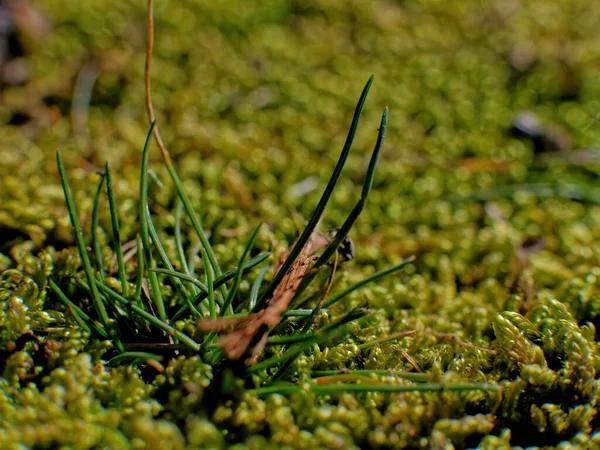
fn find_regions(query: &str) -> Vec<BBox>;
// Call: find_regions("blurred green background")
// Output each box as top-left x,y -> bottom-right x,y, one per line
3,0 -> 600,275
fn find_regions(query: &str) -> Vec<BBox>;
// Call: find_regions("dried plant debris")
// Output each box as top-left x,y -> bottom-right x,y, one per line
197,229 -> 329,363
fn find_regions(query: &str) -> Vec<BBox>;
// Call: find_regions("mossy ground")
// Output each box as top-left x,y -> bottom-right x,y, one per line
1,0 -> 600,448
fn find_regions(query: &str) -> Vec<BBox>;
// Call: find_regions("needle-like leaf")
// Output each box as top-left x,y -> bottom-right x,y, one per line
105,163 -> 129,299
220,224 -> 261,316
91,173 -> 106,279
255,76 -> 375,311
139,121 -> 166,321
56,150 -> 123,352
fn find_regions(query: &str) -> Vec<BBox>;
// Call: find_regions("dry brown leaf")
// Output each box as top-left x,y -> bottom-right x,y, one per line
197,230 -> 331,364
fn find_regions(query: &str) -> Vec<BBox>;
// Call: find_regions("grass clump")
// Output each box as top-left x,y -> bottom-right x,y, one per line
51,61 -> 443,396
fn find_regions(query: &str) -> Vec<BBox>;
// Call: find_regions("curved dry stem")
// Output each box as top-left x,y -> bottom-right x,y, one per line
145,0 -> 169,162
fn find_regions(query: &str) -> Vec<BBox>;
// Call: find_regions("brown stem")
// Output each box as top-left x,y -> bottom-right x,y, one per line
145,0 -> 170,162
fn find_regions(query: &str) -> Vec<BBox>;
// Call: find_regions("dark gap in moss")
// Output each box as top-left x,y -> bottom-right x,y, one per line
6,32 -> 24,59
0,227 -> 30,252
0,332 -> 37,373
43,95 -> 71,117
503,421 -> 575,448
7,111 -> 30,126
91,75 -> 127,109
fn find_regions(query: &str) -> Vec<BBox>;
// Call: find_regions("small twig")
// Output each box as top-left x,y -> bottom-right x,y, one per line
426,330 -> 496,354
145,0 -> 169,162
110,239 -> 138,273
399,349 -> 423,373
357,330 -> 416,350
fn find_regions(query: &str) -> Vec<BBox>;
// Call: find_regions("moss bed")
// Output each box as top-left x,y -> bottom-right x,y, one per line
2,0 -> 600,448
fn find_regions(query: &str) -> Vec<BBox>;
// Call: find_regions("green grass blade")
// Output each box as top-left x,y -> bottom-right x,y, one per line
76,278 -> 128,318
249,265 -> 269,310
315,306 -> 368,335
255,76 -> 375,311
145,0 -> 221,281
91,173 -> 106,279
322,256 -> 415,309
201,247 -> 216,319
293,290 -> 323,310
139,121 -> 166,321
109,352 -> 163,365
220,224 -> 261,316
134,234 -> 144,301
96,281 -> 200,351
171,252 -> 270,321
146,209 -> 201,317
174,199 -> 193,277
316,107 -> 387,268
195,308 -> 318,326
248,307 -> 367,375
105,163 -> 129,299
270,326 -> 349,381
310,369 -> 429,382
56,150 -> 123,352
187,240 -> 201,277
357,330 -> 416,350
247,337 -> 318,375
293,107 -> 388,308
267,333 -> 315,346
151,267 -> 208,293
49,279 -> 108,339
67,304 -> 92,334
283,308 -> 323,317
144,245 -> 165,319
164,160 -> 223,281
251,382 -> 500,396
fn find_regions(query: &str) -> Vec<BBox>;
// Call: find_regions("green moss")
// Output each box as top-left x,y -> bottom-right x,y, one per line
2,0 -> 600,448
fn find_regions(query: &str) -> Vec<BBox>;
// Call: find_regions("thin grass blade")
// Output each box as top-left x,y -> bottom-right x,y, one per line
146,208 -> 201,317
251,381 -> 500,396
247,307 -> 367,375
109,352 -> 163,365
96,281 -> 200,351
145,0 -> 222,288
249,265 -> 269,310
166,163 -> 224,278
151,267 -> 208,293
293,107 -> 388,307
134,234 -> 144,301
174,199 -> 193,277
171,252 -> 270,321
220,224 -> 261,316
255,76 -> 375,311
310,369 -> 429,382
139,121 -> 167,321
56,150 -> 123,352
49,279 -> 108,339
91,173 -> 106,279
105,163 -> 129,299
322,256 -> 415,309
316,107 -> 387,268
201,247 -> 216,318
